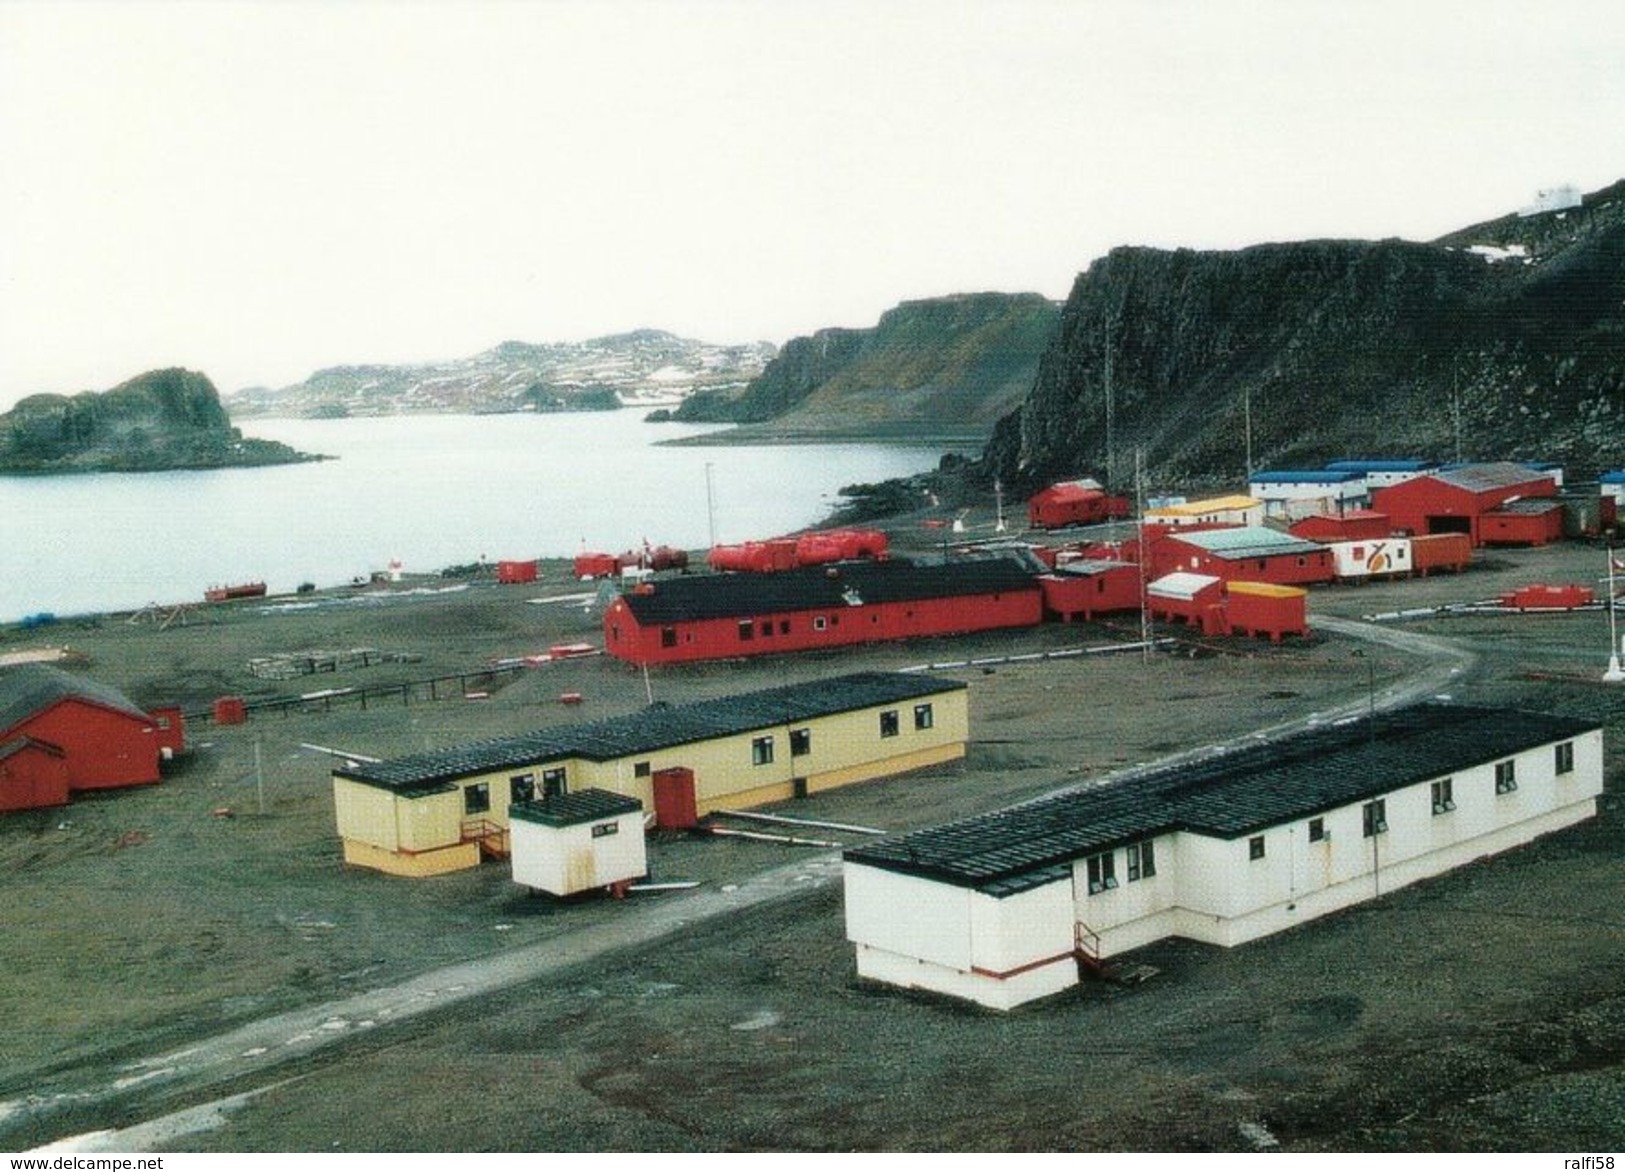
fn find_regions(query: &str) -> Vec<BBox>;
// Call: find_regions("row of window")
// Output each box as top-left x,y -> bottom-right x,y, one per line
1094,744 -> 1579,876
750,704 -> 936,766
463,766 -> 569,816
727,613 -> 845,645
1085,840 -> 1156,894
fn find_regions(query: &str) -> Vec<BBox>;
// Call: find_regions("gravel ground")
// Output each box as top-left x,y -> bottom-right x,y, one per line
2,523 -> 1622,1151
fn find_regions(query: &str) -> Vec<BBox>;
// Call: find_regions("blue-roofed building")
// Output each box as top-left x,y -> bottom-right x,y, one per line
1324,458 -> 1438,489
1247,469 -> 1369,519
1601,470 -> 1625,507
843,704 -> 1604,1010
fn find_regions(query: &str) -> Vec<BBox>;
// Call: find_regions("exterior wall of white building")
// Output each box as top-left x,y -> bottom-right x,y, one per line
1249,480 -> 1369,519
1329,537 -> 1413,580
510,805 -> 647,896
846,726 -> 1603,1011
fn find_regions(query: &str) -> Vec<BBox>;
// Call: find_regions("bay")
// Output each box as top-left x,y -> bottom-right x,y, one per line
0,412 -> 953,622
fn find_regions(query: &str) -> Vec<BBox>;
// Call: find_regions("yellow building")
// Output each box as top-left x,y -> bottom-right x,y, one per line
333,671 -> 970,876
1143,495 -> 1264,528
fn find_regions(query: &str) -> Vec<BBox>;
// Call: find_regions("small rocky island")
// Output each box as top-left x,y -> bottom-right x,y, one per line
0,368 -> 322,475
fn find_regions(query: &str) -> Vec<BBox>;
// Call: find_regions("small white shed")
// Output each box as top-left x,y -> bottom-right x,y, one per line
510,788 -> 647,896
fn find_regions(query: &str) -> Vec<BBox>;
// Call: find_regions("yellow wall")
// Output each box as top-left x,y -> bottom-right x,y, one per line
332,686 -> 970,874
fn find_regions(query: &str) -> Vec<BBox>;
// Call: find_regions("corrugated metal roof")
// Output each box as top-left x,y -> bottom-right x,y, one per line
1426,462 -> 1557,494
336,671 -> 967,793
1325,459 -> 1436,473
510,788 -> 644,827
0,663 -> 150,737
1147,571 -> 1222,599
1489,500 -> 1564,516
1052,560 -> 1135,578
614,557 -> 1038,625
1601,471 -> 1625,485
1248,470 -> 1365,484
845,704 -> 1600,895
1164,527 -> 1324,558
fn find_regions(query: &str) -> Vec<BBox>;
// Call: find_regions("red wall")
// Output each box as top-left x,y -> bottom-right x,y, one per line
1289,513 -> 1391,542
1153,539 -> 1335,586
13,700 -> 163,791
604,588 -> 1044,665
1372,474 -> 1557,546
1039,567 -> 1141,620
1226,591 -> 1309,643
0,742 -> 71,812
1479,508 -> 1564,547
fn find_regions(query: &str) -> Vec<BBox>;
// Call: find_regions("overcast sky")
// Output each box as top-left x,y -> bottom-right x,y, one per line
2,0 -> 1622,407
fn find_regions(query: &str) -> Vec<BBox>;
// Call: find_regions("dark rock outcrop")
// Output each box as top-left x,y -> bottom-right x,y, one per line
0,368 -> 318,474
984,180 -> 1625,492
669,292 -> 1061,439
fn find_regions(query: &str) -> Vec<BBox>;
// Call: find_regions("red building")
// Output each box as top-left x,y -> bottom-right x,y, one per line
0,737 -> 70,813
1027,480 -> 1131,529
1038,561 -> 1142,621
1225,581 -> 1310,643
1151,527 -> 1335,586
0,664 -> 183,809
1147,572 -> 1226,633
603,558 -> 1042,665
1478,500 -> 1565,547
497,559 -> 540,584
1288,509 -> 1392,543
1370,462 -> 1559,547
1410,532 -> 1473,576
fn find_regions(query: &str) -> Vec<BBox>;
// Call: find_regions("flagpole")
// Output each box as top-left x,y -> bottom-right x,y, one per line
1606,545 -> 1624,683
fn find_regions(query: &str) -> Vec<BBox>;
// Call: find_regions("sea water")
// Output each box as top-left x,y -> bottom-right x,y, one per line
0,412 -> 952,621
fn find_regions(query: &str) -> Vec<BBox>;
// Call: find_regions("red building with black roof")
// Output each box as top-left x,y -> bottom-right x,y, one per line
602,557 -> 1043,665
0,664 -> 184,811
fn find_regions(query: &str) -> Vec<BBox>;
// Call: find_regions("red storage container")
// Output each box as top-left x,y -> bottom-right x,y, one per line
212,696 -> 247,725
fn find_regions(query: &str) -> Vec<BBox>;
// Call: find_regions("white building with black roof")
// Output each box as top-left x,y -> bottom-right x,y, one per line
844,704 -> 1604,1010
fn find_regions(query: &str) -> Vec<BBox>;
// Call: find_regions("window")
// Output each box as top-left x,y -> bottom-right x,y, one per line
790,728 -> 811,757
1431,777 -> 1455,815
1495,760 -> 1517,794
737,620 -> 754,642
879,710 -> 900,738
542,767 -> 566,798
633,761 -> 651,778
1249,835 -> 1266,861
510,773 -> 535,804
812,616 -> 827,632
1086,851 -> 1117,894
760,620 -> 773,637
779,620 -> 790,635
156,715 -> 171,730
464,783 -> 490,816
1126,839 -> 1156,881
752,735 -> 774,766
1555,741 -> 1574,776
661,626 -> 677,648
590,821 -> 619,838
1308,817 -> 1326,842
1362,799 -> 1387,837
829,613 -> 840,626
913,703 -> 934,731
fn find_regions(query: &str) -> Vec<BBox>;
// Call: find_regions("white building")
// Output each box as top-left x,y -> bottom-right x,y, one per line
510,788 -> 647,896
1323,459 -> 1437,490
1247,471 -> 1369,519
844,705 -> 1604,1011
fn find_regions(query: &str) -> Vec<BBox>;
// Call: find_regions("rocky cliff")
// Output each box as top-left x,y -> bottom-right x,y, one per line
984,180 -> 1625,492
667,292 -> 1061,441
0,369 -> 317,474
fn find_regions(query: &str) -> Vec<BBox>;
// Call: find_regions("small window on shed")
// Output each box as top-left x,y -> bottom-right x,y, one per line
1086,851 -> 1117,894
464,783 -> 491,816
760,620 -> 773,637
542,768 -> 566,798
738,621 -> 754,642
879,710 -> 900,738
752,735 -> 774,766
813,616 -> 827,632
1431,778 -> 1455,814
1248,835 -> 1266,861
1126,840 -> 1156,881
1308,817 -> 1326,842
661,626 -> 677,648
790,728 -> 811,757
1495,760 -> 1518,794
1362,799 -> 1387,837
510,774 -> 535,804
155,715 -> 171,730
779,620 -> 791,635
1555,741 -> 1575,775
633,761 -> 651,778
913,703 -> 934,730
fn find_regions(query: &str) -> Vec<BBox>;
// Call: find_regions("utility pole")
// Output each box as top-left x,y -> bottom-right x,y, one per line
1244,386 -> 1254,481
1103,313 -> 1118,489
1451,356 -> 1464,463
1135,446 -> 1150,662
